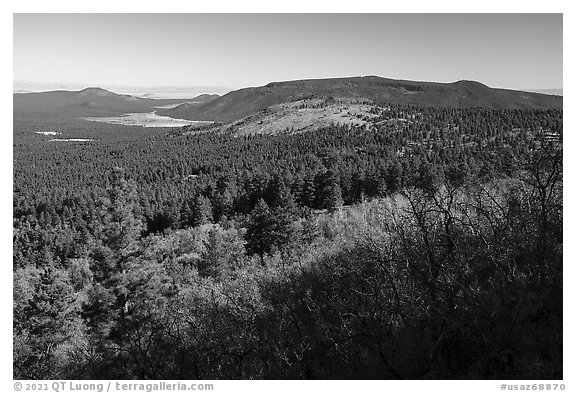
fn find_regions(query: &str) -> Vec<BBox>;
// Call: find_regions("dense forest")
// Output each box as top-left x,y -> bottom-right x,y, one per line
13,103 -> 562,379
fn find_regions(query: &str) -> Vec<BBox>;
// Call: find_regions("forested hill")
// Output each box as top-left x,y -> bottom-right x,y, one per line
160,76 -> 563,122
13,88 -> 186,117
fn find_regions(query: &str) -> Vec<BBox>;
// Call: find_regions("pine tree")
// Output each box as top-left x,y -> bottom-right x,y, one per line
326,181 -> 344,212
99,167 -> 145,261
179,200 -> 194,228
245,199 -> 273,263
386,162 -> 403,194
213,188 -> 234,222
191,195 -> 213,227
274,182 -> 297,215
14,265 -> 85,379
245,197 -> 297,263
323,169 -> 344,213
301,175 -> 317,208
87,168 -> 145,333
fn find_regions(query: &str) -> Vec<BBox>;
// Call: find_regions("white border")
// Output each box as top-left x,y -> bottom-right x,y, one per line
3,3 -> 571,390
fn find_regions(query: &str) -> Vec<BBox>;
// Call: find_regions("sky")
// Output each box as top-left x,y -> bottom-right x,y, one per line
13,13 -> 563,92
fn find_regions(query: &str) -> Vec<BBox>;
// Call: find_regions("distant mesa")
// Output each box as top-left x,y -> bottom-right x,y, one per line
75,87 -> 143,102
139,92 -> 221,100
75,87 -> 119,98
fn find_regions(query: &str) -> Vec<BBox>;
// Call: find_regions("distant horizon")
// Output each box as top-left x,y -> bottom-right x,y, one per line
12,80 -> 234,99
13,76 -> 564,98
14,14 -> 562,92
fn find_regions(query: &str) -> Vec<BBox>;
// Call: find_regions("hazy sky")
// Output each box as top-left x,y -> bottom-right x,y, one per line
13,13 -> 563,91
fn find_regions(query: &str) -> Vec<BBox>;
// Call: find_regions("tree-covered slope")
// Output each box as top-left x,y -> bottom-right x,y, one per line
161,76 -> 563,122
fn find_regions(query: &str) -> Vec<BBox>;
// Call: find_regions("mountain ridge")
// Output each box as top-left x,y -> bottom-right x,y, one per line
159,76 -> 563,122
